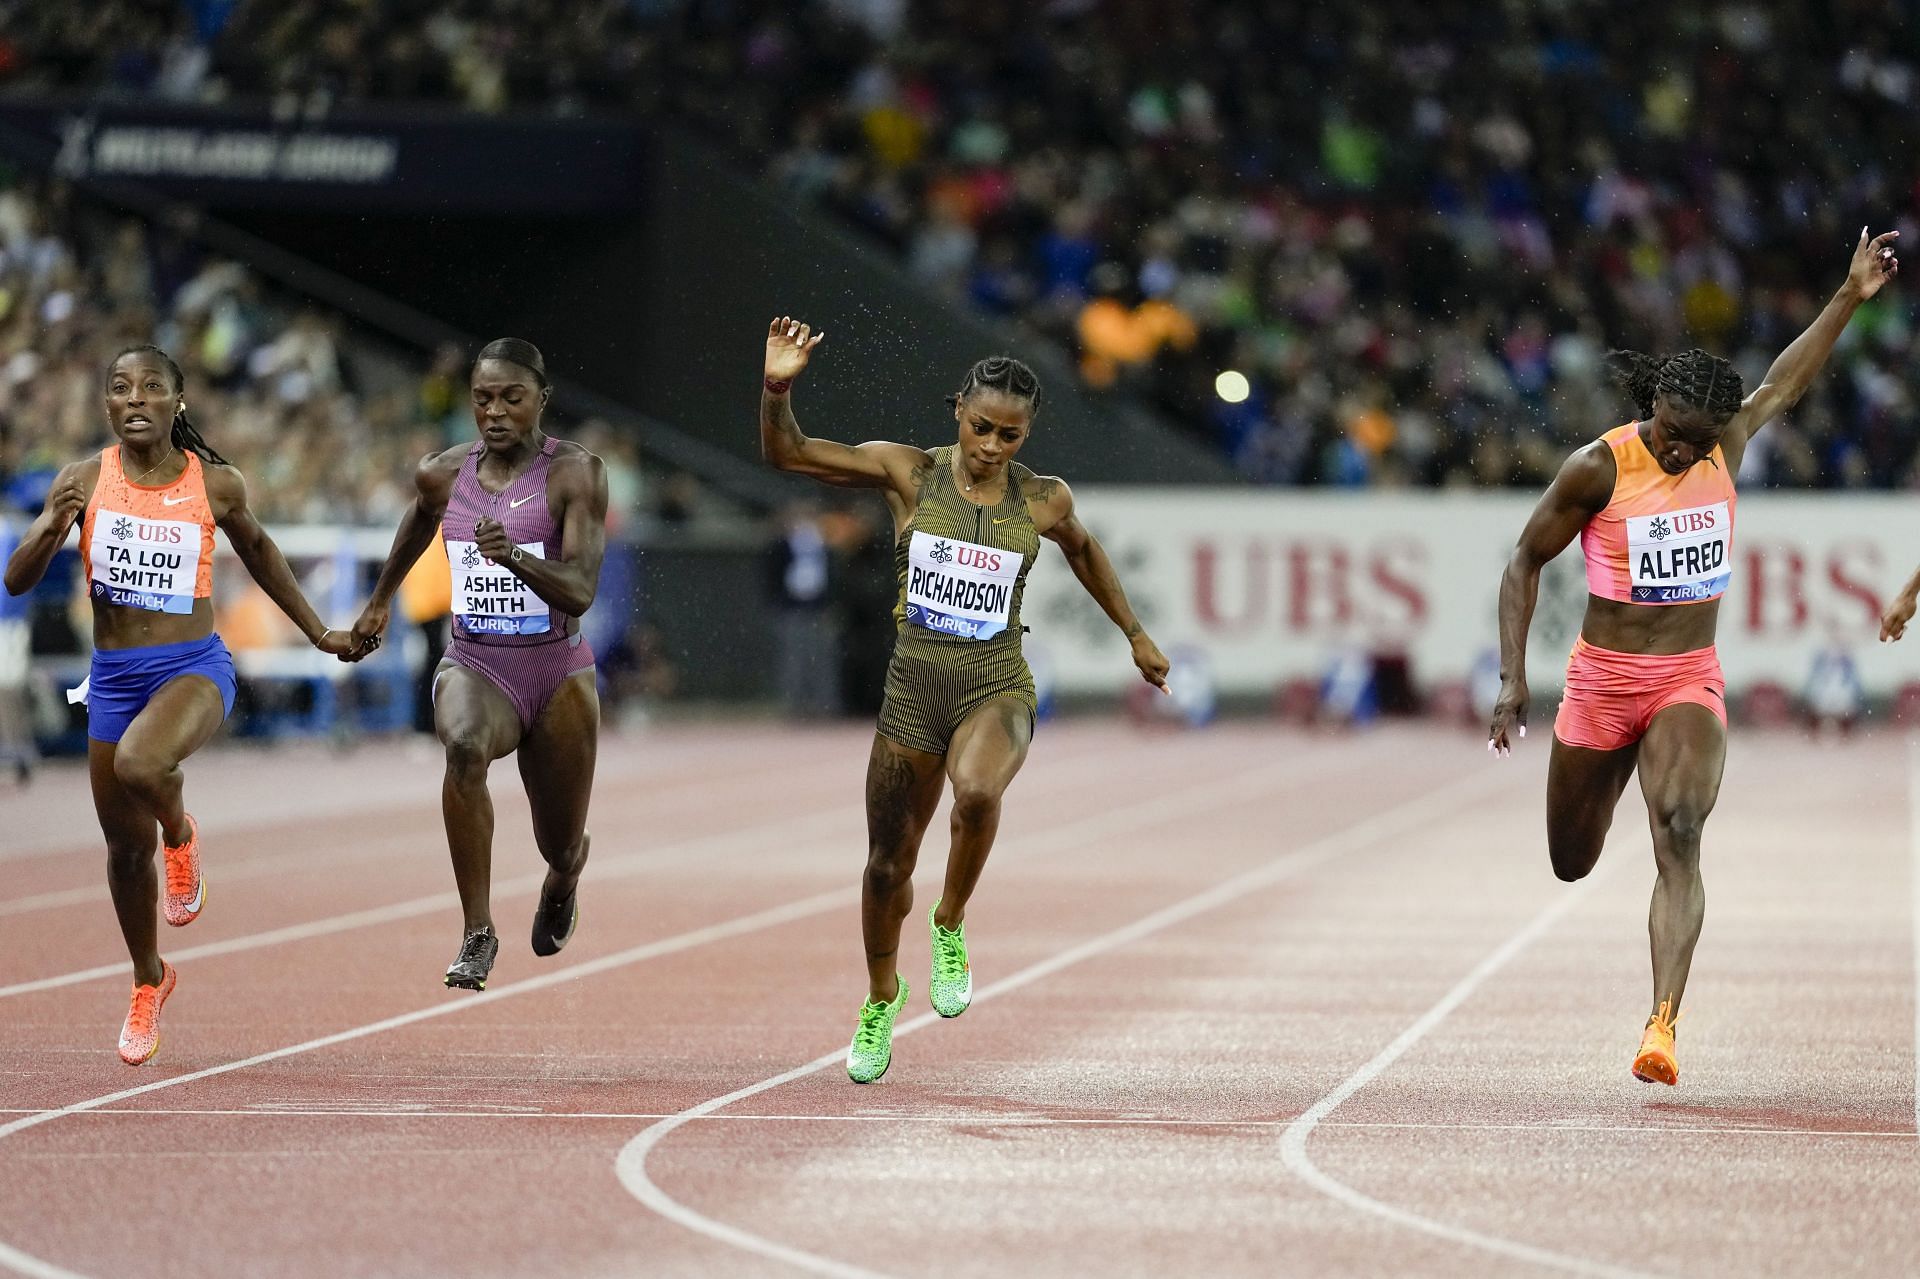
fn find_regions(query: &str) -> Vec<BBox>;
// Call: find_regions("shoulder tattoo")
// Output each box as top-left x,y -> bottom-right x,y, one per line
910,461 -> 937,502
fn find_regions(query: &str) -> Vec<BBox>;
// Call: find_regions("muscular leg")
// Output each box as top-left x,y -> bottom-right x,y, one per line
1545,735 -> 1640,882
92,675 -> 226,987
1635,703 -> 1726,1017
933,697 -> 1033,931
516,669 -> 599,914
862,733 -> 945,1003
434,664 -> 523,935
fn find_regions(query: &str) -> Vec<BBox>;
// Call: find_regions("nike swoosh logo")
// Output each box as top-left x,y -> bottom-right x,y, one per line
508,494 -> 536,509
162,495 -> 192,506
992,515 -> 1018,525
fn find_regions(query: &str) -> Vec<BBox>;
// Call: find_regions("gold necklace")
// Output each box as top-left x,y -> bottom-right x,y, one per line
128,446 -> 177,485
953,451 -> 991,495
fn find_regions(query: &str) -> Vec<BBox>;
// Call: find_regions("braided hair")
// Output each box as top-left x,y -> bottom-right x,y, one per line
474,336 -> 549,390
1606,348 -> 1745,425
946,355 -> 1041,413
107,344 -> 229,466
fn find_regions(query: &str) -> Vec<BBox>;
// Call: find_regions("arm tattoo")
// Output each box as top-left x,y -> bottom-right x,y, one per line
1124,621 -> 1144,639
1028,476 -> 1060,503
910,462 -> 936,504
762,393 -> 804,449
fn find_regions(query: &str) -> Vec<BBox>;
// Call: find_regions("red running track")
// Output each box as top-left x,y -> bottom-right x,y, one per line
0,721 -> 1914,1277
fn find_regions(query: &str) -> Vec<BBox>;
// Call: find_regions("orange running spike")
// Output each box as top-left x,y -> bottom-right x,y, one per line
1631,998 -> 1680,1085
163,814 -> 204,927
118,961 -> 176,1065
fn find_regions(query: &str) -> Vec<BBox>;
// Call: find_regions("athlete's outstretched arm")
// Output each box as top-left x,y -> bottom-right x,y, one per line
1726,227 -> 1898,450
759,316 -> 927,495
1490,444 -> 1614,754
348,451 -> 458,658
1034,477 -> 1170,693
207,465 -> 356,656
1880,564 -> 1920,642
471,452 -> 608,617
3,461 -> 91,596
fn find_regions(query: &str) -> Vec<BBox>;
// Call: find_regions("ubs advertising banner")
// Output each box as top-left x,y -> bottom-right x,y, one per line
1020,491 -> 1920,696
0,98 -> 647,212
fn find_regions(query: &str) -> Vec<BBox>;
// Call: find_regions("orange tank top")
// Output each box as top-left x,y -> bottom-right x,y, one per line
81,446 -> 217,615
1581,422 -> 1736,605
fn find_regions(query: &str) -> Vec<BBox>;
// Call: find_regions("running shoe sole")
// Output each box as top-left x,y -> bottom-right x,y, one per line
444,930 -> 500,991
1631,1051 -> 1678,1085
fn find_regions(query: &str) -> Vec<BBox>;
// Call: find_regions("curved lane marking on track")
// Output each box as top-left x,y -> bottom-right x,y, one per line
3,1109 -> 1912,1140
614,768 -> 1511,1279
0,749 -> 1354,1279
1276,858 -> 1654,1279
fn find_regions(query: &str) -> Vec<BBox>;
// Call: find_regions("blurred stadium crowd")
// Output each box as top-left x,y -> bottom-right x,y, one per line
0,180 -> 705,528
5,0 -> 1917,490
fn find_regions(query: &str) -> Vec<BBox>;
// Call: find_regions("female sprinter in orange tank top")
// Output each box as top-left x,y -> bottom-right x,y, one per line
1490,228 -> 1899,1086
3,346 -> 361,1064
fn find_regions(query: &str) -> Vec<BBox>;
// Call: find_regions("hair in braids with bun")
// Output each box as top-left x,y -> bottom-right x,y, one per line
1606,348 -> 1745,426
946,355 -> 1041,413
107,344 -> 229,466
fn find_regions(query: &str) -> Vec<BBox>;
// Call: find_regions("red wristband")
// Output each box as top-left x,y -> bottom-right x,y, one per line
763,377 -> 792,395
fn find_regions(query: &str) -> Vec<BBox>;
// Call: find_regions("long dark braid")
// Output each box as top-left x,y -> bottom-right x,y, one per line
109,343 -> 230,466
946,355 -> 1041,412
1606,348 -> 1745,424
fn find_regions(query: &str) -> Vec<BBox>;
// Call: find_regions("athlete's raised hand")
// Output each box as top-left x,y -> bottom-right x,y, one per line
1848,227 -> 1900,301
766,316 -> 825,385
1881,592 -> 1917,643
1488,677 -> 1528,756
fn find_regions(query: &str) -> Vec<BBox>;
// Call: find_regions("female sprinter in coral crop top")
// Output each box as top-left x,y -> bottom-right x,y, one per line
1489,228 -> 1899,1088
3,345 -> 361,1065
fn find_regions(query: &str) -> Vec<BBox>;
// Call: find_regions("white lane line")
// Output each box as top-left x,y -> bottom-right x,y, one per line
0,847 -> 335,919
0,887 -> 854,1145
0,744 -> 872,917
0,1244 -> 84,1279
1277,863 -> 1647,1279
0,737 -> 1177,996
613,767 -> 1508,1279
0,737 -> 768,869
0,750 -> 1346,1279
1,1109 -> 1908,1140
0,805 -> 857,999
1910,736 -> 1920,1141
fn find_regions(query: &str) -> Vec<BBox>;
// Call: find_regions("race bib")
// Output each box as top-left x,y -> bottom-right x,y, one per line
904,530 -> 1019,640
448,539 -> 550,635
89,511 -> 202,614
1628,502 -> 1731,603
